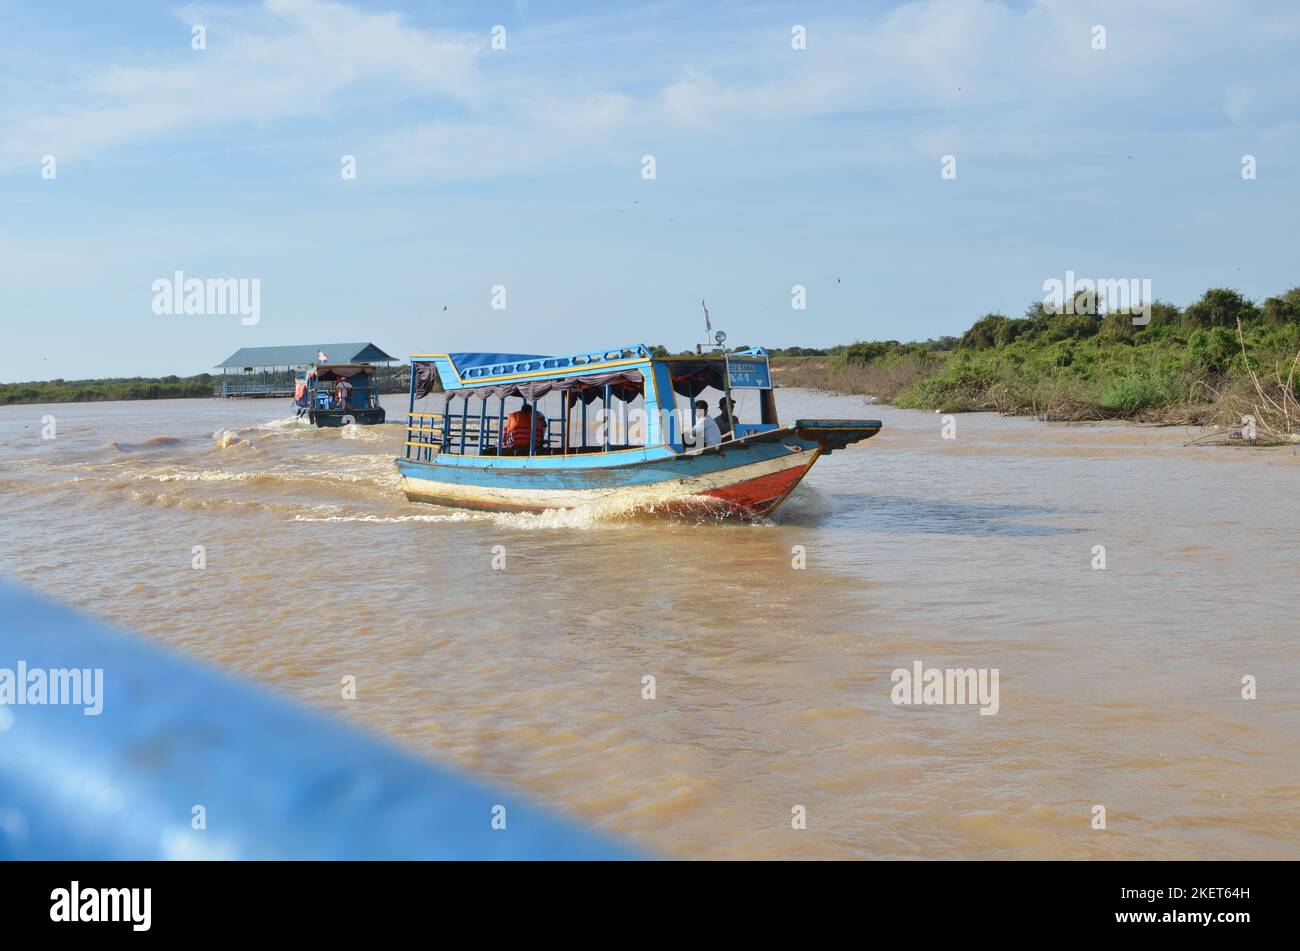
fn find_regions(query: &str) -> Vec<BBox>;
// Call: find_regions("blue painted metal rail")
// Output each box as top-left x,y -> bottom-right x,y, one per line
0,578 -> 638,860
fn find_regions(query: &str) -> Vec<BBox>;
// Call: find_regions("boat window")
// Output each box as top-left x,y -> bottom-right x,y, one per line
669,383 -> 756,442
666,359 -> 778,445
723,386 -> 778,429
568,386 -> 647,453
674,382 -> 741,440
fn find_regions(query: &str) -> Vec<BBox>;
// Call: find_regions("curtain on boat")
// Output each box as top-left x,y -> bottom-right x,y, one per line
414,362 -> 441,399
665,360 -> 726,396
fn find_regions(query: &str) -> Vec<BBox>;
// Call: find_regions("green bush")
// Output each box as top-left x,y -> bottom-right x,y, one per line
960,314 -> 1025,350
1043,313 -> 1101,342
1100,375 -> 1164,412
1183,288 -> 1259,330
1185,327 -> 1238,375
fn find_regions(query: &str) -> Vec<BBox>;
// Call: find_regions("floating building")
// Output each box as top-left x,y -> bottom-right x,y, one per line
214,343 -> 400,398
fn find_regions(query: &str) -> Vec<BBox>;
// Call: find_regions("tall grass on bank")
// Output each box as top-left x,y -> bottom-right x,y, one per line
771,353 -> 940,402
1229,317 -> 1300,439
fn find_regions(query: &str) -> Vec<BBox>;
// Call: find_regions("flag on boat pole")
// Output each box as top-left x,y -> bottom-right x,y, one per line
317,351 -> 328,362
702,299 -> 711,333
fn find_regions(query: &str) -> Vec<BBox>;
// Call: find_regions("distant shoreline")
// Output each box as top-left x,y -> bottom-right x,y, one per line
0,375 -> 217,406
6,283 -> 1298,444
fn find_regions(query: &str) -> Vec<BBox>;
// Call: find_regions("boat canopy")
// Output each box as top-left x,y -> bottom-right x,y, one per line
404,343 -> 778,461
446,352 -> 551,373
411,344 -> 653,399
308,364 -> 375,381
412,345 -> 770,400
429,368 -> 643,404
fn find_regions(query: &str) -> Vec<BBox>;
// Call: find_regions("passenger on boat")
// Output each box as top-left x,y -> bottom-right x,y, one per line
684,399 -> 722,449
503,404 -> 546,454
715,397 -> 738,440
336,378 -> 352,410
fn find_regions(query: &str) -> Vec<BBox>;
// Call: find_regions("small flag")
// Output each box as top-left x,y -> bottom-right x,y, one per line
702,299 -> 711,333
317,351 -> 328,362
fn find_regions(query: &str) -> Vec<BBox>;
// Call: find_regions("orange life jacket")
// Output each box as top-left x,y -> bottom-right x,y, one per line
503,411 -> 545,449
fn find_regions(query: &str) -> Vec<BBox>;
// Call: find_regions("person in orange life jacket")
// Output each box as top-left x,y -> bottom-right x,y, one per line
503,403 -> 546,454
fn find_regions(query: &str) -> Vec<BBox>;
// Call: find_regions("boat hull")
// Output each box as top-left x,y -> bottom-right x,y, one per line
397,421 -> 880,518
399,447 -> 818,516
397,425 -> 877,518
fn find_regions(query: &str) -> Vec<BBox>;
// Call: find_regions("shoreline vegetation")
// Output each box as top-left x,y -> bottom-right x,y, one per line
760,284 -> 1300,444
4,285 -> 1297,443
0,374 -> 217,406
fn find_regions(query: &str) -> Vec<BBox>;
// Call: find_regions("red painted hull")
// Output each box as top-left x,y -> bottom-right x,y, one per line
699,455 -> 815,515
655,449 -> 819,519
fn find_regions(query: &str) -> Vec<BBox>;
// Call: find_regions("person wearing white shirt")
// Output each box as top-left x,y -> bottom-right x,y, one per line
684,399 -> 722,449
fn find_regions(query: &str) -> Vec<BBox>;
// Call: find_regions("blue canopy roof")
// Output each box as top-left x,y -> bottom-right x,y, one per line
415,345 -> 653,390
447,352 -> 551,371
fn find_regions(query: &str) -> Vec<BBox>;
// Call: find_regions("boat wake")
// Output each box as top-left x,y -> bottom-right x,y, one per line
291,511 -> 476,524
212,428 -> 252,450
98,435 -> 188,453
254,416 -> 312,432
769,483 -> 838,523
486,482 -> 752,530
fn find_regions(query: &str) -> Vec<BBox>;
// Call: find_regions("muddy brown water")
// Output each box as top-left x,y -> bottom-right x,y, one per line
1,390 -> 1296,858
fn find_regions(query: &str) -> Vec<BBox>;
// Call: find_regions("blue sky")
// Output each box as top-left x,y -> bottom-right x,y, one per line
2,0 -> 1298,380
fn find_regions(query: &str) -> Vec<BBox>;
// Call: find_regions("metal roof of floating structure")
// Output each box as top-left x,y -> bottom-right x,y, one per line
217,343 -> 397,369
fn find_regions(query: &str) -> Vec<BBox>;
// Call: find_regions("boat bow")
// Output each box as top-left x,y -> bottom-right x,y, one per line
792,419 -> 882,454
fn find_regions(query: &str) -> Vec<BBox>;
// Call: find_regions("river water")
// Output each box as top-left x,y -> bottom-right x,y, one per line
0,389 -> 1296,859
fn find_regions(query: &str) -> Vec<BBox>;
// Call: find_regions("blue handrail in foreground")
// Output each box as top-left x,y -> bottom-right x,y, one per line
0,578 -> 638,860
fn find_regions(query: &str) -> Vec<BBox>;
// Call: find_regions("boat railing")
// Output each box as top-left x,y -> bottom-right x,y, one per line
0,576 -> 637,859
406,413 -> 446,461
217,381 -> 297,398
406,412 -> 563,460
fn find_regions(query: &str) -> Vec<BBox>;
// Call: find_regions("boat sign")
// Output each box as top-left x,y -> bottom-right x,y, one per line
727,358 -> 771,389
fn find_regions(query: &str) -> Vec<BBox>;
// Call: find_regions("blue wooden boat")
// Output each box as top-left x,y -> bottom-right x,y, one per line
293,363 -> 386,427
396,344 -> 880,517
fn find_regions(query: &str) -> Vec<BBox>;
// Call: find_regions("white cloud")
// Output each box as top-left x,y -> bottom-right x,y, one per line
0,0 -> 483,168
3,0 -> 1299,179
